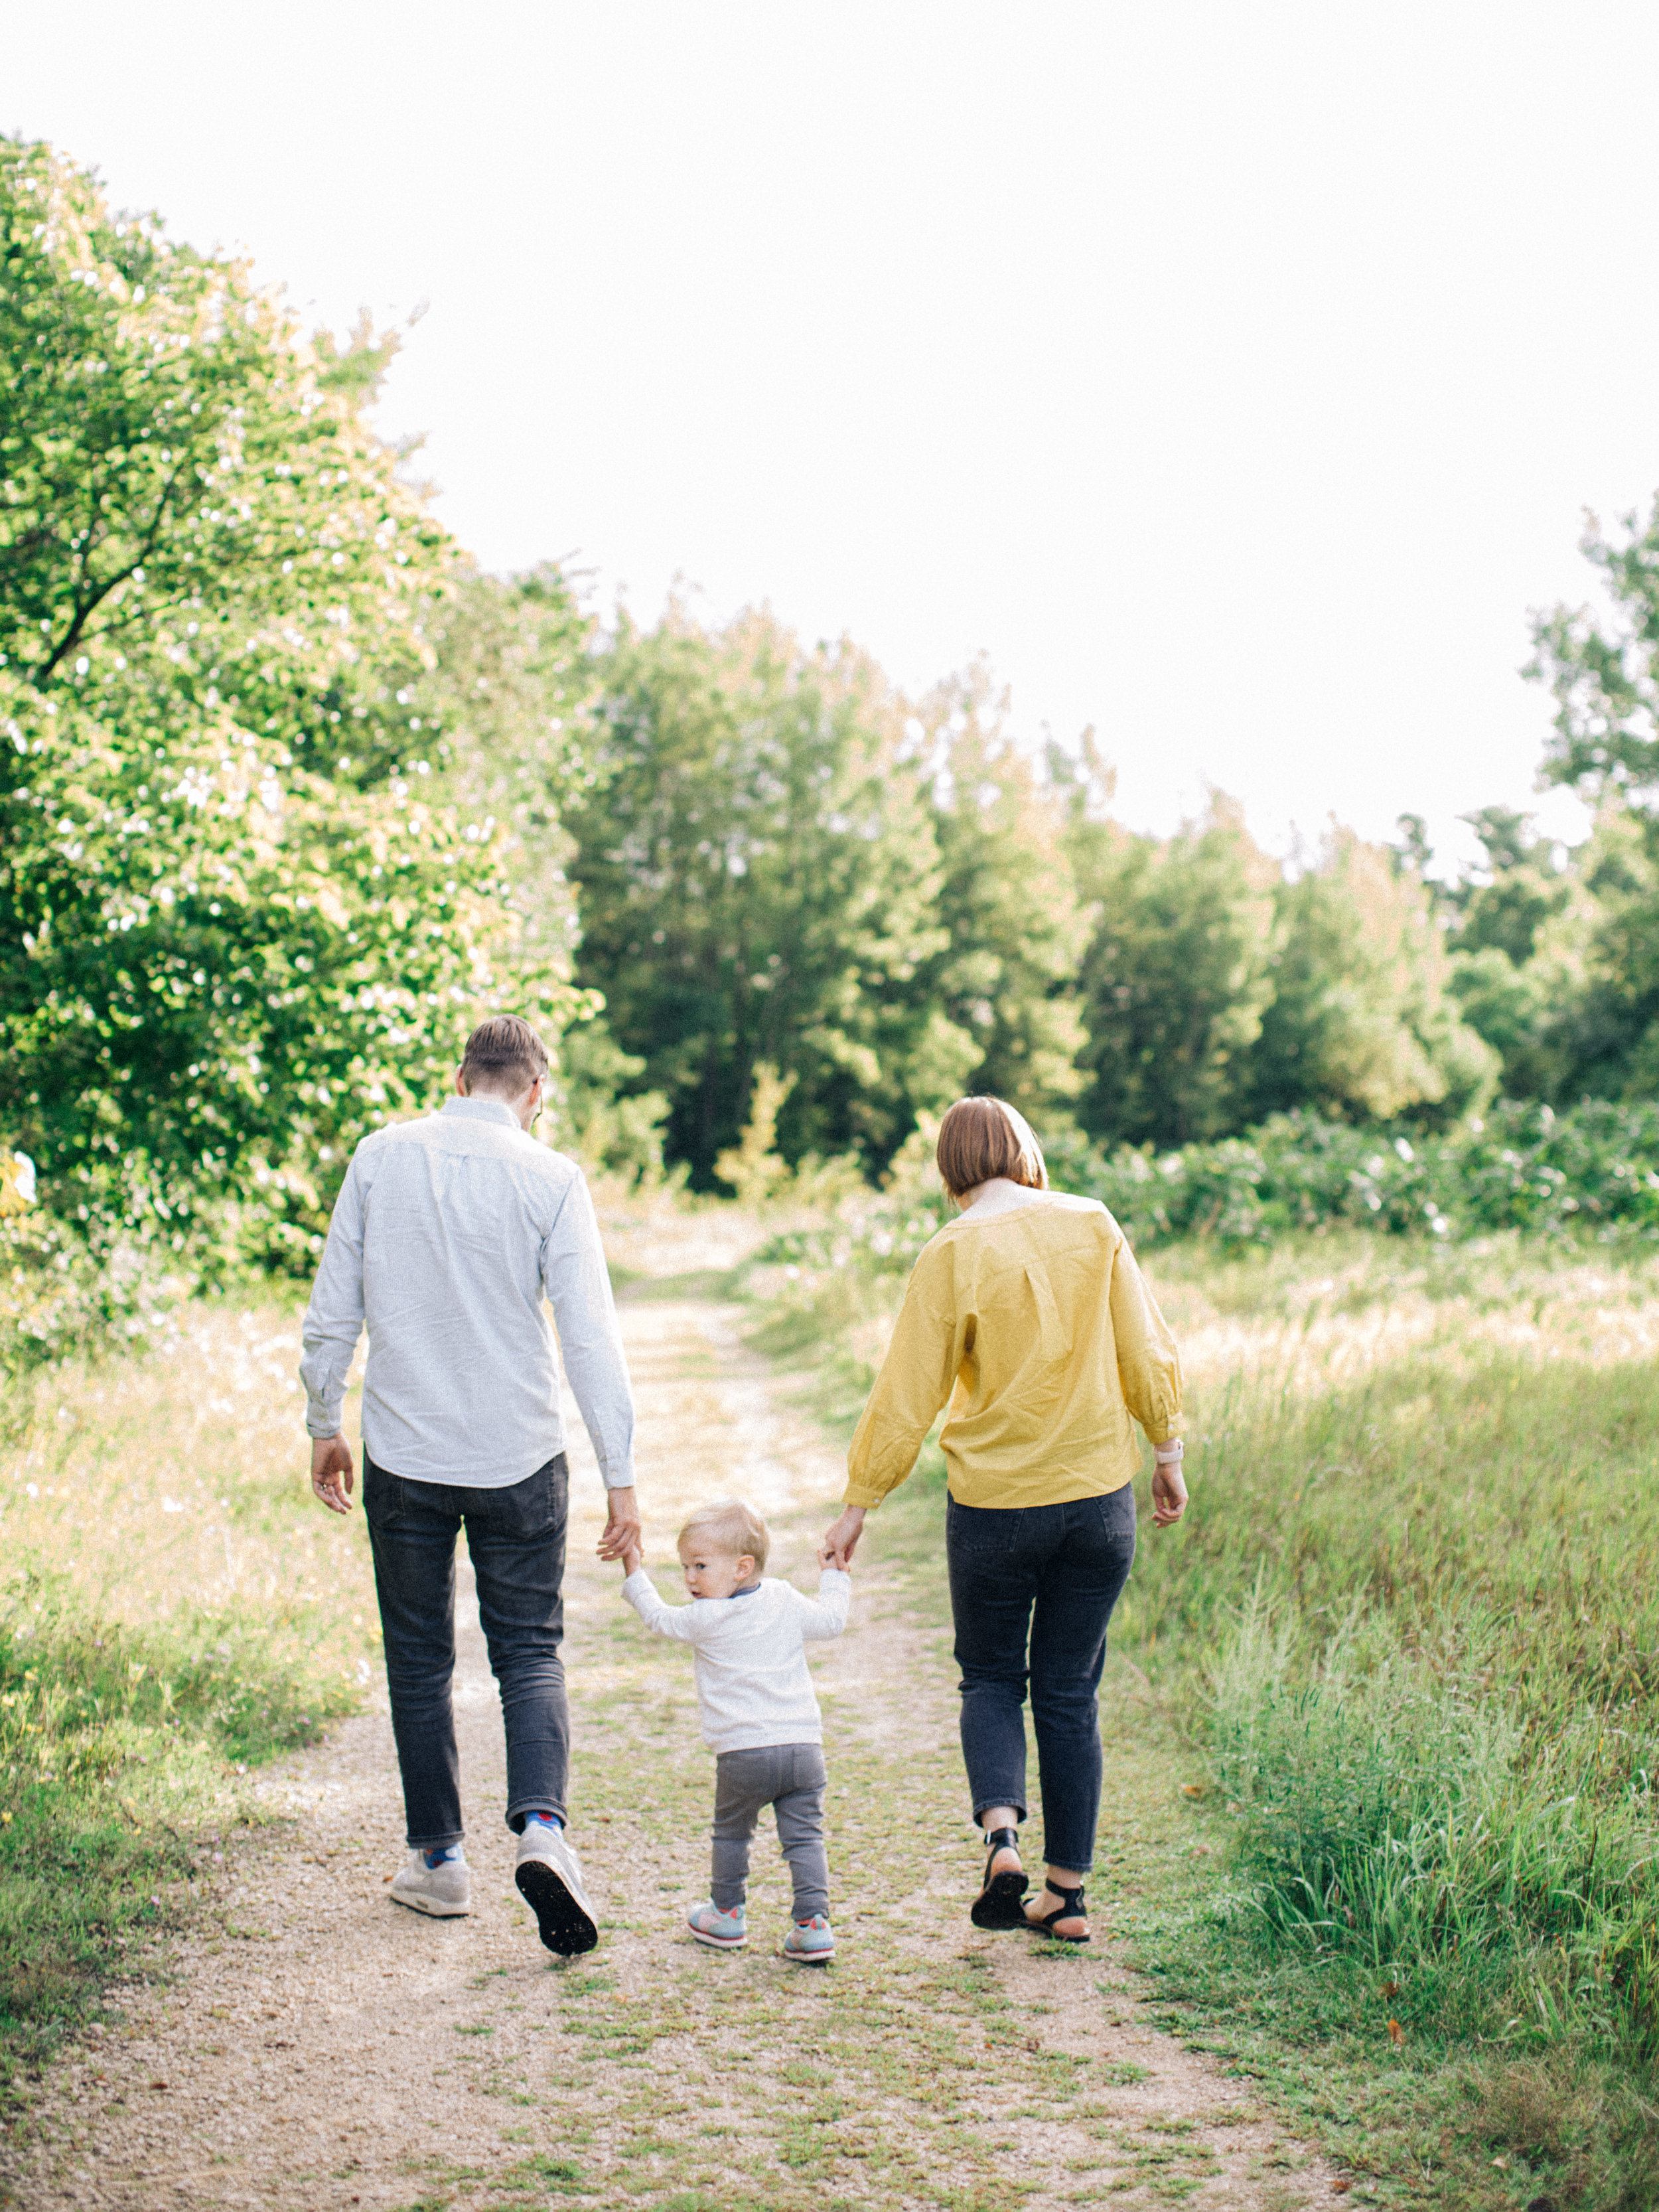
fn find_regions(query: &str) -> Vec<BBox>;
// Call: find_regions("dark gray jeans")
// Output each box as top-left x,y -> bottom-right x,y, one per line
711,1742 -> 829,1921
946,1485 -> 1137,1874
363,1450 -> 569,1851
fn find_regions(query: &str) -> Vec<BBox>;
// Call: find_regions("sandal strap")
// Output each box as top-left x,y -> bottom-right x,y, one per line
983,1825 -> 1021,1854
1041,1880 -> 1086,1911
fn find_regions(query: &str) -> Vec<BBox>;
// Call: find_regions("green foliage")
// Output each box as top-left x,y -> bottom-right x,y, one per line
550,1017 -> 672,1187
1063,1099 -> 1659,1248
754,1101 -> 1659,1308
569,605 -> 958,1182
0,139 -> 583,1321
1248,828 -> 1496,1124
1213,1605 -> 1659,2060
1532,490 -> 1659,808
1070,796 -> 1278,1145
0,1566 -> 352,2089
906,672 -> 1088,1123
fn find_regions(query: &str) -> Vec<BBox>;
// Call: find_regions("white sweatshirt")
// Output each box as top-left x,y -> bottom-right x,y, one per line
621,1569 -> 851,1755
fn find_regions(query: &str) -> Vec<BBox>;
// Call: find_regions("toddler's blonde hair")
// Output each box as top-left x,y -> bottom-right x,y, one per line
678,1497 -> 770,1572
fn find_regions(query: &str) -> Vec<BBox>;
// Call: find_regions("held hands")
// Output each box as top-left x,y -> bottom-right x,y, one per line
597,1485 -> 642,1565
1150,1458 -> 1189,1527
311,1434 -> 355,1514
819,1505 -> 866,1571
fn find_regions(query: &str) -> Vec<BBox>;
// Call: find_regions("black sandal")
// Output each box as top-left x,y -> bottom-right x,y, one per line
970,1826 -> 1031,1930
1027,1879 -> 1090,1943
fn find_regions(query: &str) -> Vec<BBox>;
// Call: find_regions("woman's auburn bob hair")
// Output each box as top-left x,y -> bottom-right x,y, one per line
935,1096 -> 1049,1201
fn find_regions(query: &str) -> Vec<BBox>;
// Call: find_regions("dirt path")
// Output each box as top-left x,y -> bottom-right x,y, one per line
5,1282 -> 1335,2211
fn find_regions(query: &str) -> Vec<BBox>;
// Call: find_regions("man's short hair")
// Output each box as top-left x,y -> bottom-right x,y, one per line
934,1095 -> 1049,1200
678,1497 -> 770,1572
460,1015 -> 551,1098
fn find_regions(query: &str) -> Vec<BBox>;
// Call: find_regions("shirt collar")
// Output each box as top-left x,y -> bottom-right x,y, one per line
730,1580 -> 764,1599
440,1096 -> 522,1131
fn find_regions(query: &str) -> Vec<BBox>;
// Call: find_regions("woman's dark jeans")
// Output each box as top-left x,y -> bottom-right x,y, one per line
363,1451 -> 570,1850
946,1485 -> 1137,1875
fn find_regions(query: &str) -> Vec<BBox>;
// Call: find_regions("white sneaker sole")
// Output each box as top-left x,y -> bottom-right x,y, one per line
688,1925 -> 746,1951
390,1886 -> 470,1919
782,1943 -> 834,1967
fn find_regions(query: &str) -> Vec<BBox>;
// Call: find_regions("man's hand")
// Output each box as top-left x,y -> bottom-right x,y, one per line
1150,1460 -> 1189,1528
597,1485 -> 641,1563
311,1434 -> 355,1515
820,1504 -> 867,1570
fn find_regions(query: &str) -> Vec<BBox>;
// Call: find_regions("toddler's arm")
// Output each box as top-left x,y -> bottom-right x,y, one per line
620,1566 -> 708,1643
793,1564 -> 851,1641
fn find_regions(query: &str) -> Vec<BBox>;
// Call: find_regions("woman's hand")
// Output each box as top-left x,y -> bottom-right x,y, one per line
1150,1461 -> 1188,1527
820,1505 -> 867,1569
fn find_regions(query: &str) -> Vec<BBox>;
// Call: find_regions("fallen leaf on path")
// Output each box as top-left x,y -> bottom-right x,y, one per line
1386,2018 -> 1405,2046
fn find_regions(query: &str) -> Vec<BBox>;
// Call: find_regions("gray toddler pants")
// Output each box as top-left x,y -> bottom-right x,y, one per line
711,1741 -> 829,1921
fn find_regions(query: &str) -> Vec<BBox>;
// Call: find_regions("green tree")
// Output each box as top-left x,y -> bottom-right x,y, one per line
1530,495 -> 1659,808
1069,796 -> 1279,1145
1246,830 -> 1496,1124
568,605 -> 956,1181
1520,496 -> 1659,1101
905,668 -> 1088,1126
0,139 -> 574,1276
1441,808 -> 1573,1098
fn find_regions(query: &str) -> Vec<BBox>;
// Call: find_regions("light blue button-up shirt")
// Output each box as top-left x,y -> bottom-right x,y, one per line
299,1097 -> 636,1489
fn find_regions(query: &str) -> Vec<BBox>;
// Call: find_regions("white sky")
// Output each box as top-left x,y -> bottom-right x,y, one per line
10,1 -> 1659,872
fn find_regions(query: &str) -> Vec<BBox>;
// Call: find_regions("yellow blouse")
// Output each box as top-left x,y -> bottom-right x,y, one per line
844,1193 -> 1183,1512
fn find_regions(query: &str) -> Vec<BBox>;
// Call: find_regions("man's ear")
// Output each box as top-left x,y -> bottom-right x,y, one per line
454,1067 -> 469,1096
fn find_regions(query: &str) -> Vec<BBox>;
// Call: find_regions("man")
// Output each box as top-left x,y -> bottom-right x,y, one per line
300,1014 -> 639,1955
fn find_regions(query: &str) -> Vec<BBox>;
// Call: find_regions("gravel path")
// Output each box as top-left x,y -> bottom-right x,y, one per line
4,1287 -> 1336,2211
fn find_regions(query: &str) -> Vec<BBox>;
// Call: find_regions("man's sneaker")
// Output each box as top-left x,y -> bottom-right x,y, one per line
389,1848 -> 470,1918
782,1913 -> 835,1966
687,1899 -> 747,1951
514,1820 -> 599,1956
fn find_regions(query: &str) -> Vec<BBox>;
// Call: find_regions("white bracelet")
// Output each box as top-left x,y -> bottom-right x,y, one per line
1153,1440 -> 1185,1463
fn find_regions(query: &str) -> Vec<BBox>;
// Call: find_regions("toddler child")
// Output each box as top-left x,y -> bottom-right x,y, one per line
620,1497 -> 850,1964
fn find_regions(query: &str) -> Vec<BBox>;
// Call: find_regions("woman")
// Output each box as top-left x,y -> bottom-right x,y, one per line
821,1096 -> 1187,1943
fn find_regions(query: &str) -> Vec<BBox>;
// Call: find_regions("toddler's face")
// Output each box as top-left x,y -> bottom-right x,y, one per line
680,1543 -> 758,1600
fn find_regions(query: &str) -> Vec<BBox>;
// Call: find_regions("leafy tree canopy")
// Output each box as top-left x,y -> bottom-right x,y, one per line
569,605 -> 958,1182
0,139 -> 580,1279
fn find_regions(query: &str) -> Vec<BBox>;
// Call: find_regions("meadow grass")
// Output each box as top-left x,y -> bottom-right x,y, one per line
0,1294 -> 378,2100
751,1226 -> 1659,2208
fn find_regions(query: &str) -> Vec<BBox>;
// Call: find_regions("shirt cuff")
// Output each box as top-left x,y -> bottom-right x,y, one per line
306,1400 -> 344,1439
601,1459 -> 638,1489
841,1483 -> 884,1509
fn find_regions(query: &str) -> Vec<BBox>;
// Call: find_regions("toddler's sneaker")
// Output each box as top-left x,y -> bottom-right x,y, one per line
514,1816 -> 599,1956
390,1846 -> 470,1918
782,1913 -> 835,1967
687,1899 -> 747,1951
